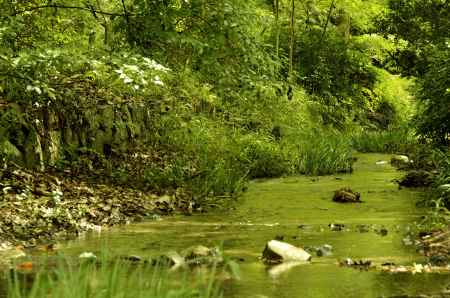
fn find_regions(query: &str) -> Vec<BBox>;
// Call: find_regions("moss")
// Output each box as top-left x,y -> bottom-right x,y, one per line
0,140 -> 22,162
23,130 -> 44,170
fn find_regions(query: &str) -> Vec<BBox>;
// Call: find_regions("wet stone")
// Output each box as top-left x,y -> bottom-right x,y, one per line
375,227 -> 388,236
339,258 -> 372,270
121,255 -> 142,262
262,240 -> 311,264
356,224 -> 370,233
315,244 -> 333,257
399,170 -> 434,188
332,188 -> 361,203
182,245 -> 223,265
329,223 -> 345,231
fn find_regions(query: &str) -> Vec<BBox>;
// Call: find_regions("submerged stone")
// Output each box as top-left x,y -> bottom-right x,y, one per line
183,245 -> 223,265
332,187 -> 361,203
399,170 -> 433,187
121,255 -> 142,262
390,155 -> 411,168
356,224 -> 370,233
329,223 -> 345,231
152,251 -> 185,267
315,244 -> 333,257
339,258 -> 372,270
375,227 -> 388,236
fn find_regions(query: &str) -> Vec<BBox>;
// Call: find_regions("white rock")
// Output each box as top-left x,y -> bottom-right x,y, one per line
263,240 -> 311,263
397,155 -> 410,163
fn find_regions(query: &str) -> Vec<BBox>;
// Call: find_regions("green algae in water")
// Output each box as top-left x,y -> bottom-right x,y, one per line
55,154 -> 450,297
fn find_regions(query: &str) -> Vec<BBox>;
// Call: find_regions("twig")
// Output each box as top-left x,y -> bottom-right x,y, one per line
319,0 -> 336,45
11,4 -> 130,17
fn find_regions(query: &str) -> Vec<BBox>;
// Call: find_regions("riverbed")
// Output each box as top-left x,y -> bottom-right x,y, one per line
59,153 -> 450,298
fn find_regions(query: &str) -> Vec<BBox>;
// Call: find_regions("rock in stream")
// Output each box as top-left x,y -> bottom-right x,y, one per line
262,240 -> 311,264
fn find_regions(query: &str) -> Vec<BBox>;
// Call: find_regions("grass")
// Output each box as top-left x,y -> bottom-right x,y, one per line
7,255 -> 224,298
284,131 -> 355,176
350,127 -> 416,153
155,123 -> 359,200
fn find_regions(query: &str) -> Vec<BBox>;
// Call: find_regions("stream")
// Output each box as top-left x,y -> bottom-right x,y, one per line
60,153 -> 450,298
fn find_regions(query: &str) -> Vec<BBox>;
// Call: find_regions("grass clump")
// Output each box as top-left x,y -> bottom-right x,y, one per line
350,127 -> 416,153
7,256 -> 224,298
284,131 -> 355,176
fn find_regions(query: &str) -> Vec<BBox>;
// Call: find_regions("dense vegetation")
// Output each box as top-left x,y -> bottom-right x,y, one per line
0,0 -> 448,233
0,0 -> 449,296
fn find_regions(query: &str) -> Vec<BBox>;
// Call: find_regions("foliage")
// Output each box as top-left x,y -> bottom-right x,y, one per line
116,0 -> 281,95
380,0 -> 449,143
412,148 -> 450,230
267,0 -> 412,129
379,0 -> 449,76
0,48 -> 172,105
415,45 -> 450,144
0,0 -> 419,204
296,30 -> 375,99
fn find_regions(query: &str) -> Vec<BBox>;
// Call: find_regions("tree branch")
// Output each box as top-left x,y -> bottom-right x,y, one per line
120,0 -> 130,36
121,0 -> 130,24
319,0 -> 336,43
11,4 -> 131,17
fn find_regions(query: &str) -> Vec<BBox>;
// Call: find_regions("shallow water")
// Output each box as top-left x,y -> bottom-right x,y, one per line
61,154 -> 450,298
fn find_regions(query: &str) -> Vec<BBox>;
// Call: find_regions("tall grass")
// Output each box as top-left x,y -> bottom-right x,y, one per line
284,131 -> 354,176
7,256 -> 223,298
350,127 -> 416,153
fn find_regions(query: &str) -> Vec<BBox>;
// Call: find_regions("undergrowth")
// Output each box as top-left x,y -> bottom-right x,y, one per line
142,117 -> 357,199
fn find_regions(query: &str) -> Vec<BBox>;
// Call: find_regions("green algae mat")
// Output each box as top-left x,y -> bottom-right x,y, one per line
60,154 -> 450,298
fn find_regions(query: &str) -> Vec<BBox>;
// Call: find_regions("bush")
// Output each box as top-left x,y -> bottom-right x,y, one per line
240,135 -> 287,179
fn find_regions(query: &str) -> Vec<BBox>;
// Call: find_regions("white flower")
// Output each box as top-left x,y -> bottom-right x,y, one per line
52,189 -> 63,204
153,75 -> 164,86
123,76 -> 133,84
42,207 -> 54,218
143,58 -> 171,72
123,64 -> 139,72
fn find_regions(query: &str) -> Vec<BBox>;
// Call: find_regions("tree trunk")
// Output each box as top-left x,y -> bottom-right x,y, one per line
288,0 -> 295,80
